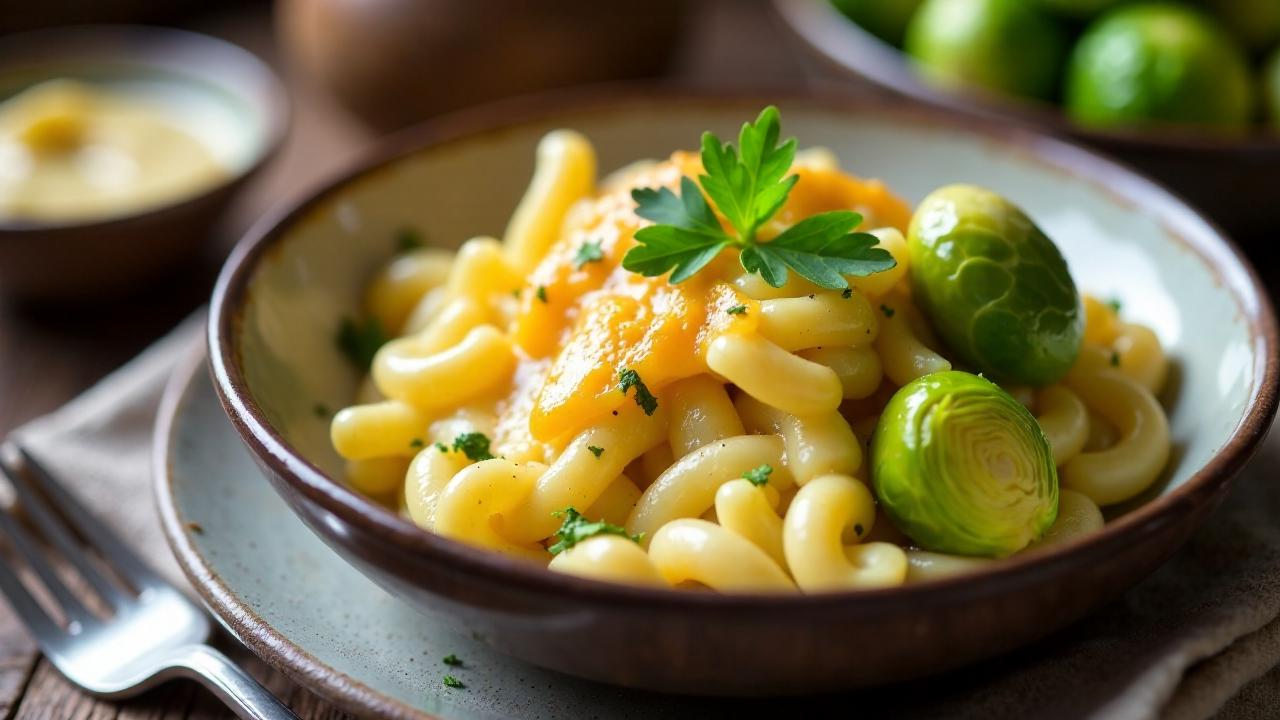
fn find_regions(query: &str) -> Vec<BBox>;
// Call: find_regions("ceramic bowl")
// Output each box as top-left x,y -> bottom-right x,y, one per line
208,90 -> 1279,696
772,0 -> 1280,243
0,25 -> 288,300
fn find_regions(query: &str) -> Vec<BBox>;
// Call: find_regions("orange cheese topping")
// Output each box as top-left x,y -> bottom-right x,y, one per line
511,151 -> 908,443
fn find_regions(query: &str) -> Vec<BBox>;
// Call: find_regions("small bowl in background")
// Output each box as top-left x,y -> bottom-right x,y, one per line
0,25 -> 288,301
772,0 -> 1280,243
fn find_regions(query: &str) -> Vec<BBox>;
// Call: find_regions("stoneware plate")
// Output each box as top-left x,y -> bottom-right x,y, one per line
207,91 -> 1279,696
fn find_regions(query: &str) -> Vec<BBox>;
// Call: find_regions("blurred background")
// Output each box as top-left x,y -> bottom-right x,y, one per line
0,0 -> 1275,714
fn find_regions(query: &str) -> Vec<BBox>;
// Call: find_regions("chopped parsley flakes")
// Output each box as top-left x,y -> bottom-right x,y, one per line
1110,351 -> 1121,367
336,317 -> 389,371
549,508 -> 641,555
841,288 -> 853,299
443,675 -> 465,689
880,304 -> 895,318
443,654 -> 463,667
312,403 -> 330,418
587,445 -> 605,458
574,240 -> 604,269
726,304 -> 747,315
743,464 -> 773,486
1106,297 -> 1123,314
618,368 -> 658,415
535,285 -> 548,303
452,432 -> 495,461
409,438 -> 425,450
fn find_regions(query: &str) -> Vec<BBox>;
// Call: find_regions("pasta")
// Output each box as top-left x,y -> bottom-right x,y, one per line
328,112 -> 1173,594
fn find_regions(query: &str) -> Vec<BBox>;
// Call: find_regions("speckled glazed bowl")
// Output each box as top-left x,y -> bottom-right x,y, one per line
208,90 -> 1278,696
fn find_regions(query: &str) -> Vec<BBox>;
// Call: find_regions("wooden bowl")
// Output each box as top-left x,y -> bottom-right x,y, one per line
208,88 -> 1278,696
773,0 -> 1280,243
0,25 -> 288,301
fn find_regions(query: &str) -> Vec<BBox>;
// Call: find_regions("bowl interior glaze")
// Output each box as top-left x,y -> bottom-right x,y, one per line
234,98 -> 1263,515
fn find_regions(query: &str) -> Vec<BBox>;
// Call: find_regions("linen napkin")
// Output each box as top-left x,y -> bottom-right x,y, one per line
10,317 -> 1280,720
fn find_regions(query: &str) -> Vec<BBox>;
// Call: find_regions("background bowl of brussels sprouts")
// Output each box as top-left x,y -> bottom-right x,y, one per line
774,0 -> 1280,241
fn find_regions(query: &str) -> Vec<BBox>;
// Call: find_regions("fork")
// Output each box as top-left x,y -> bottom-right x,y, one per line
0,442 -> 298,719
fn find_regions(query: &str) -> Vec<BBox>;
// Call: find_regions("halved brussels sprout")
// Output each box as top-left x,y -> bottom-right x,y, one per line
908,185 -> 1082,386
871,370 -> 1059,557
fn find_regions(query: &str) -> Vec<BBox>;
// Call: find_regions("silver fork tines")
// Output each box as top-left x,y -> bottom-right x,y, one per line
0,441 -> 297,720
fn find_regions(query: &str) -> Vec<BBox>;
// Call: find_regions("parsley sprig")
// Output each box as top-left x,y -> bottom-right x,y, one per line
548,508 -> 642,555
622,106 -> 896,290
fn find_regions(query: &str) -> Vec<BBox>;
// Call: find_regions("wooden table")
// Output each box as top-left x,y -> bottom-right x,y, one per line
0,2 -> 820,716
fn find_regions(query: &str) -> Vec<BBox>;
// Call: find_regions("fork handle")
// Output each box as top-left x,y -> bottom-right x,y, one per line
163,644 -> 300,720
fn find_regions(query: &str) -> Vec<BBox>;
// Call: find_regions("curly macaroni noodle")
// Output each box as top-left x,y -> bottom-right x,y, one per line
329,131 -> 1173,593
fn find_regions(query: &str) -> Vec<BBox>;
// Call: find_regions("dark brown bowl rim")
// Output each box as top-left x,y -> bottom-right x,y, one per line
207,85 -> 1280,615
0,24 -> 291,234
772,0 -> 1280,154
154,340 -> 433,720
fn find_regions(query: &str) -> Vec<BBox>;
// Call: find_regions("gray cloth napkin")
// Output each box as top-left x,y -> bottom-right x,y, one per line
11,317 -> 1280,720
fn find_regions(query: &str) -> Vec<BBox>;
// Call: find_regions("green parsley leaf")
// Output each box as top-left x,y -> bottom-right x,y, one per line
336,317 -> 389,371
443,654 -> 463,667
880,304 -> 895,318
726,304 -> 747,315
394,227 -> 424,253
312,403 -> 330,418
743,464 -> 773,486
1107,297 -> 1123,314
752,212 -> 896,290
699,106 -> 797,241
841,288 -> 853,299
434,442 -> 449,453
1110,351 -> 1121,367
621,107 -> 895,290
443,675 -> 465,689
409,438 -> 425,450
452,432 -> 495,461
548,508 -> 641,555
574,240 -> 605,269
618,368 -> 658,415
588,445 -> 605,458
535,285 -> 548,303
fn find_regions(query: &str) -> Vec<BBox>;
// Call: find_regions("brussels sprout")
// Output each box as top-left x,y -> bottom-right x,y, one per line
1065,4 -> 1254,130
871,371 -> 1059,557
904,0 -> 1068,101
830,0 -> 924,46
908,184 -> 1082,386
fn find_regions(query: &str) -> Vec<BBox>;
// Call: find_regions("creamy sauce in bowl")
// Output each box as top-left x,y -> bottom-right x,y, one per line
0,80 -> 226,222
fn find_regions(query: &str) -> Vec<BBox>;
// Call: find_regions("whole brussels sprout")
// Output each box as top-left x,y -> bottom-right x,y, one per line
1065,3 -> 1254,130
871,371 -> 1059,557
908,184 -> 1082,386
904,0 -> 1068,101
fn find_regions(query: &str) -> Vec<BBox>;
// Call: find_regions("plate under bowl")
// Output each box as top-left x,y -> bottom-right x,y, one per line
208,90 -> 1278,695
